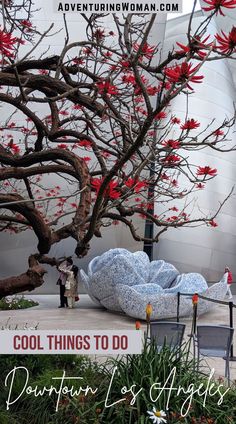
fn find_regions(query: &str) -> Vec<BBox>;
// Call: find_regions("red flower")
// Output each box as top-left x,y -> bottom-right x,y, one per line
77,140 -> 92,149
171,179 -> 179,187
202,0 -> 236,16
133,42 -> 156,59
162,139 -> 180,149
91,178 -> 121,199
82,156 -> 91,162
59,110 -> 69,116
7,122 -> 16,128
112,220 -> 120,225
169,206 -> 179,212
147,86 -> 160,96
125,178 -> 147,193
16,38 -> 25,46
214,129 -> 224,137
197,166 -> 217,176
57,144 -> 68,149
167,215 -> 179,222
20,20 -> 32,30
155,111 -> 167,120
165,62 -> 204,90
163,154 -> 181,164
122,73 -> 136,85
209,219 -> 218,227
0,27 -> 17,57
120,60 -> 131,68
97,80 -> 119,95
39,69 -> 49,75
22,127 -> 30,134
8,142 -> 20,154
134,96 -> 144,104
101,151 -> 111,159
171,116 -> 181,125
181,119 -> 200,130
125,178 -> 135,188
175,35 -> 212,58
73,104 -> 82,110
93,28 -> 105,41
83,47 -> 93,55
135,106 -> 147,116
134,181 -> 147,193
215,27 -> 236,54
161,172 -> 170,180
196,183 -> 205,189
72,57 -> 85,65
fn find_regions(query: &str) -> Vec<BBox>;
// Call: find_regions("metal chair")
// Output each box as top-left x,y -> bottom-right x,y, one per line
150,321 -> 186,352
195,325 -> 234,385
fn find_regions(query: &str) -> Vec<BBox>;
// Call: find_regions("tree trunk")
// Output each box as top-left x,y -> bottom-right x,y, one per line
0,255 -> 46,298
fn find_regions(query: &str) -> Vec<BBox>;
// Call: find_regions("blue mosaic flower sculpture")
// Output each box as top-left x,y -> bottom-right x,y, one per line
80,248 -> 228,319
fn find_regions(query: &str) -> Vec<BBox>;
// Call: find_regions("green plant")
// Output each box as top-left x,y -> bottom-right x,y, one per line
0,347 -> 236,423
0,354 -> 103,424
97,339 -> 236,424
0,409 -> 19,424
0,295 -> 38,310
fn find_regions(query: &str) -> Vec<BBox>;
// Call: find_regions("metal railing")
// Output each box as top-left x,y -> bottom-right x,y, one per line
176,292 -> 236,360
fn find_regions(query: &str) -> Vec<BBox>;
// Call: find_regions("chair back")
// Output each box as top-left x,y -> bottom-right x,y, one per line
196,325 -> 234,358
150,321 -> 186,350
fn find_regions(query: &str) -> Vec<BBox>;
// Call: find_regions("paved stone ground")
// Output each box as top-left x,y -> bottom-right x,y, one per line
0,294 -> 236,382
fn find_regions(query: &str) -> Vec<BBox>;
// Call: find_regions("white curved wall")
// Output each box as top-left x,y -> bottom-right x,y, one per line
154,10 -> 236,281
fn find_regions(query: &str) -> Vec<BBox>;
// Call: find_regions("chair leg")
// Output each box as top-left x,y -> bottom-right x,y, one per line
197,352 -> 200,374
227,360 -> 230,387
225,358 -> 230,386
193,339 -> 196,372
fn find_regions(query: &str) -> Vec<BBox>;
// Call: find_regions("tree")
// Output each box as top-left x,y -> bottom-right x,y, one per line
0,0 -> 236,296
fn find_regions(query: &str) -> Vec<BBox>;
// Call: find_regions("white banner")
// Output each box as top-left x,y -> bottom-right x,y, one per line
0,330 -> 142,354
54,0 -> 182,14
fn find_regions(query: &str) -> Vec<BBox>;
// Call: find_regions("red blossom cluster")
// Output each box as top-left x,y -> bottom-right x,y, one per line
163,154 -> 181,164
209,219 -> 218,227
171,117 -> 181,125
91,177 -> 121,199
214,129 -> 224,137
96,80 -> 119,95
181,119 -> 200,130
20,20 -> 33,31
155,111 -> 167,120
202,0 -> 236,16
175,35 -> 212,58
165,62 -> 204,90
124,178 -> 147,193
162,139 -> 180,149
0,27 -> 18,57
215,26 -> 236,54
197,166 -> 217,177
7,141 -> 20,154
133,42 -> 156,59
77,140 -> 92,149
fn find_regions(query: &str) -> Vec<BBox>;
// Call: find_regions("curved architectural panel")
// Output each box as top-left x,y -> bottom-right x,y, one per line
156,8 -> 236,282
